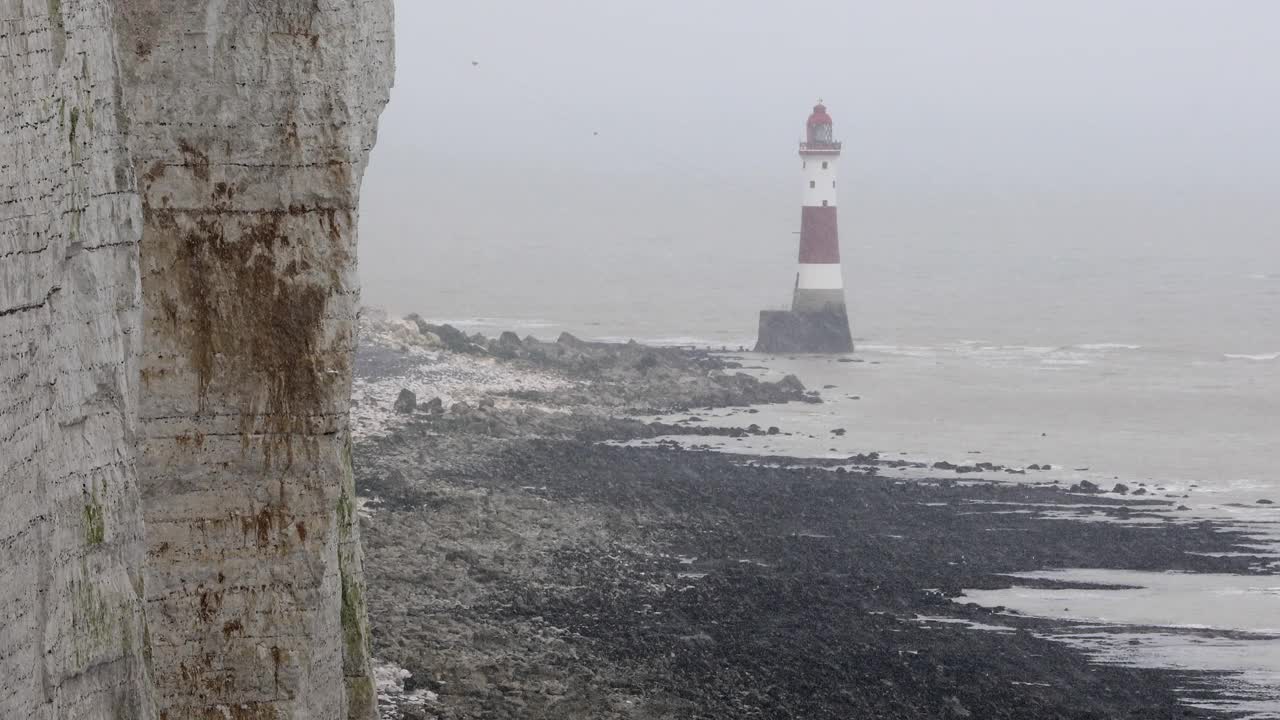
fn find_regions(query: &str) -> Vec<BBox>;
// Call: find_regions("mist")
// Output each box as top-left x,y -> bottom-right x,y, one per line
359,0 -> 1280,347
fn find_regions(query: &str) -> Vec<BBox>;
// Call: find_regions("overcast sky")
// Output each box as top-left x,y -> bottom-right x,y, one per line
373,0 -> 1278,187
359,1 -> 1280,323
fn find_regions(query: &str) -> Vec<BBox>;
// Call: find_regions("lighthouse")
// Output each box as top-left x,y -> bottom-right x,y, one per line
754,102 -> 855,353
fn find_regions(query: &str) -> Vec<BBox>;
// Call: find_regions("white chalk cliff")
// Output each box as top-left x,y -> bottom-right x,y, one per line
0,2 -> 394,718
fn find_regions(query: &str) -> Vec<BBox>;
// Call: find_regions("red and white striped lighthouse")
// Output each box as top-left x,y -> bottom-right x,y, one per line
793,101 -> 847,314
753,101 -> 854,353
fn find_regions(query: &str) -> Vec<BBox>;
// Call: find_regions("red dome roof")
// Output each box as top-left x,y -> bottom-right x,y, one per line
807,102 -> 832,126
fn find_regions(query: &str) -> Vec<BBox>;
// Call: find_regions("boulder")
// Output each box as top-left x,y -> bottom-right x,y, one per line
557,331 -> 586,347
393,389 -> 417,414
420,322 -> 481,354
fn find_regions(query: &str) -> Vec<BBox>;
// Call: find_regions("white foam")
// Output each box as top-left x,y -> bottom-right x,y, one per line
1075,343 -> 1143,351
1224,352 -> 1280,362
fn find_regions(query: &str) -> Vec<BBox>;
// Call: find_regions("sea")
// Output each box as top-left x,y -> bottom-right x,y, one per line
359,178 -> 1279,716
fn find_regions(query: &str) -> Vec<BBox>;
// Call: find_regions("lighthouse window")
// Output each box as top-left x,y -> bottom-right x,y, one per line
809,180 -> 815,189
821,161 -> 828,170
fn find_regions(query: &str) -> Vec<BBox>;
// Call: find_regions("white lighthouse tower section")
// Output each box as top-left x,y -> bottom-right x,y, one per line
801,157 -> 838,209
797,261 -> 844,290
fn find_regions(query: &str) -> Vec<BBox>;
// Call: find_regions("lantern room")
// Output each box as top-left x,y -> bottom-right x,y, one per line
800,101 -> 841,155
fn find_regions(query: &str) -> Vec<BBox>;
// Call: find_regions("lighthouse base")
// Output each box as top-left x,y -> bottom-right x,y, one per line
754,307 -> 854,354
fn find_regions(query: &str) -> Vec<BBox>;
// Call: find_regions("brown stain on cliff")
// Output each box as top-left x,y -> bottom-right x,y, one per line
271,646 -> 285,693
197,588 -> 223,623
177,141 -> 210,182
148,178 -> 333,467
220,619 -> 242,639
237,505 -> 293,550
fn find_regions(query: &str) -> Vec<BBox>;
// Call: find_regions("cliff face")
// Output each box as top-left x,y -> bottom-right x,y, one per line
1,2 -> 394,719
113,1 -> 394,718
0,1 -> 155,718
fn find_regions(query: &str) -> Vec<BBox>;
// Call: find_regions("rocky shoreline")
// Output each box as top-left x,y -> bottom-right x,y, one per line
354,315 -> 1268,719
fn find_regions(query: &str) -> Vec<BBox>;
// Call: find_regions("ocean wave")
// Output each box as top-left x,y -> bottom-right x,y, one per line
1075,343 -> 1142,351
430,317 -> 560,329
1224,352 -> 1280,362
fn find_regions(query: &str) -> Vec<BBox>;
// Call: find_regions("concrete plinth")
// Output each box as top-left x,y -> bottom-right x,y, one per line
754,308 -> 854,354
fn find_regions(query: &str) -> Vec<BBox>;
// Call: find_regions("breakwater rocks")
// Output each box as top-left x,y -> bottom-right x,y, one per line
398,318 -> 815,413
353,318 -> 1260,719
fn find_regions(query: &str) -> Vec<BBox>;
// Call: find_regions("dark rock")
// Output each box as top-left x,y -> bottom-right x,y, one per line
411,320 -> 483,354
1132,488 -> 1147,496
831,428 -> 846,436
1112,483 -> 1130,494
933,461 -> 957,470
776,374 -> 806,394
423,397 -> 444,415
1258,498 -> 1275,505
766,426 -> 780,435
392,388 -> 416,414
557,331 -> 585,347
490,331 -> 525,358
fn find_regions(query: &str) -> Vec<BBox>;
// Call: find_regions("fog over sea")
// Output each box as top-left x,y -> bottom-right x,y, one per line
361,169 -> 1280,487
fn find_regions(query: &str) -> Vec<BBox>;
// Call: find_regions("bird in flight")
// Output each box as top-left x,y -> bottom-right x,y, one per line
471,60 -> 480,67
